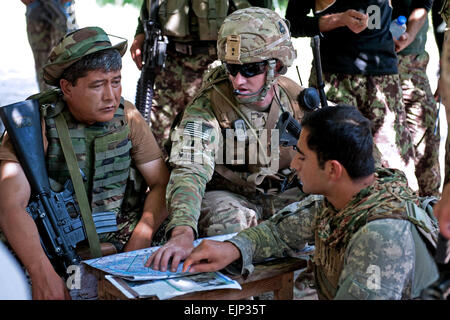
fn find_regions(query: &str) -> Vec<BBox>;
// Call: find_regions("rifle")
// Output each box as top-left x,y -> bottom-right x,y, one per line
276,112 -> 302,148
0,100 -> 117,275
275,112 -> 303,193
135,0 -> 168,123
311,35 -> 328,108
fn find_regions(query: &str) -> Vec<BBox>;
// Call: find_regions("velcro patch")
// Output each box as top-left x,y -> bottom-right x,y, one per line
225,35 -> 241,64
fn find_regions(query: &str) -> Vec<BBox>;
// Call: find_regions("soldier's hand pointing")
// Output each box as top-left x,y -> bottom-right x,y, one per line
182,240 -> 241,273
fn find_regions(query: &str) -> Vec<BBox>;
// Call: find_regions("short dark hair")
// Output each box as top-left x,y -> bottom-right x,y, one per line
60,48 -> 122,85
301,105 -> 375,180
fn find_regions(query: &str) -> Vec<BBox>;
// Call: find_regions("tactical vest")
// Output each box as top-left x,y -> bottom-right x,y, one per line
31,90 -> 135,220
193,66 -> 306,198
312,200 -> 439,300
154,0 -> 237,40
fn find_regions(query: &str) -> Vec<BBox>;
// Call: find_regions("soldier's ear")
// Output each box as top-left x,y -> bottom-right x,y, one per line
326,160 -> 343,182
60,78 -> 73,98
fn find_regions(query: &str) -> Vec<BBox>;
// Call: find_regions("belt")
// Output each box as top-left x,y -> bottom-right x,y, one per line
168,41 -> 217,56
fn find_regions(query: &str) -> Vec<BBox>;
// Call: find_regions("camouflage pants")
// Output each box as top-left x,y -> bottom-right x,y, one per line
197,187 -> 305,237
26,2 -> 77,91
150,50 -> 216,155
398,53 -> 441,197
318,72 -> 419,191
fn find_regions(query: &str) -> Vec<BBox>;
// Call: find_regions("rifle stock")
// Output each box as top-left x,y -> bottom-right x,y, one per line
0,100 -> 49,193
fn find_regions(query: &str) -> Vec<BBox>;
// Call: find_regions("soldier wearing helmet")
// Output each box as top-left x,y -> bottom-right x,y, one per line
146,7 -> 313,272
0,27 -> 169,299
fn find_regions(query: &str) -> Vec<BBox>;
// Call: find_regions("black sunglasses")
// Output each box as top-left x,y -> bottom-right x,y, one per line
224,61 -> 267,78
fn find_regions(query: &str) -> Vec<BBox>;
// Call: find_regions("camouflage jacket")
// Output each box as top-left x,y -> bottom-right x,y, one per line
227,168 -> 440,299
165,68 -> 298,237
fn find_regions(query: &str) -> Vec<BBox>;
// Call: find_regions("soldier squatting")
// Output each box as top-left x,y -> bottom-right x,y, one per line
0,0 -> 450,300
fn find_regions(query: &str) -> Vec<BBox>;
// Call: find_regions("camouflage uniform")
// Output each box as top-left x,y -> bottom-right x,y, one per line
227,168 -> 440,299
42,27 -> 165,252
149,52 -> 215,153
302,0 -> 419,192
25,0 -> 78,91
1,27 -> 162,299
398,53 -> 440,197
314,72 -> 418,193
167,70 -> 306,237
165,8 -> 306,239
393,2 -> 441,197
135,1 -> 252,153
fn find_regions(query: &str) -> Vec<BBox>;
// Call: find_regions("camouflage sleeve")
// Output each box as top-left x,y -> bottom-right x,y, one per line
135,0 -> 147,36
165,94 -> 221,237
335,219 -> 416,300
226,195 -> 322,275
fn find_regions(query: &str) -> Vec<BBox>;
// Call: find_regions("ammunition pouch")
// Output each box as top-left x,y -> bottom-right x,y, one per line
158,0 -> 230,40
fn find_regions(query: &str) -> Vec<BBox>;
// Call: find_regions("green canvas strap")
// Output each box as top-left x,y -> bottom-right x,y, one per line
54,113 -> 102,258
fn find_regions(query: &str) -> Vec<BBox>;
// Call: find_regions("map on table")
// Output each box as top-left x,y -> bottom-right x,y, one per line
82,233 -> 237,281
105,271 -> 242,300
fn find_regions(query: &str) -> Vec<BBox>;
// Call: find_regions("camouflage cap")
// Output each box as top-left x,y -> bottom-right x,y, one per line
217,7 -> 296,66
43,26 -> 128,86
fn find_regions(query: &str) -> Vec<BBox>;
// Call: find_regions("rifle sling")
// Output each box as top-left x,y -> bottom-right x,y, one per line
54,113 -> 102,258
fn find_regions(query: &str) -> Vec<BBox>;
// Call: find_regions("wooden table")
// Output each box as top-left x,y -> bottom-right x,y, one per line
91,257 -> 307,300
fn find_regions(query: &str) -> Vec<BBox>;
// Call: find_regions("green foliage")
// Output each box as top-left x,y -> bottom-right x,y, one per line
273,0 -> 289,17
95,0 -> 143,8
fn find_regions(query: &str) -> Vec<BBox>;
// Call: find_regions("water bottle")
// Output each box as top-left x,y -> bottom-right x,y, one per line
390,16 -> 407,40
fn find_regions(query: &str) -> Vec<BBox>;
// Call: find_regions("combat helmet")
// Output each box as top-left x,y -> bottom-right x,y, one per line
43,26 -> 128,86
217,7 -> 296,103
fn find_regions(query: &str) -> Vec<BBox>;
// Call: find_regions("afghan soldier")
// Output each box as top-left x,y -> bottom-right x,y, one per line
130,0 -> 253,153
393,0 -> 441,197
183,105 -> 440,300
0,27 -> 169,299
21,0 -> 78,91
145,7 -> 310,272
